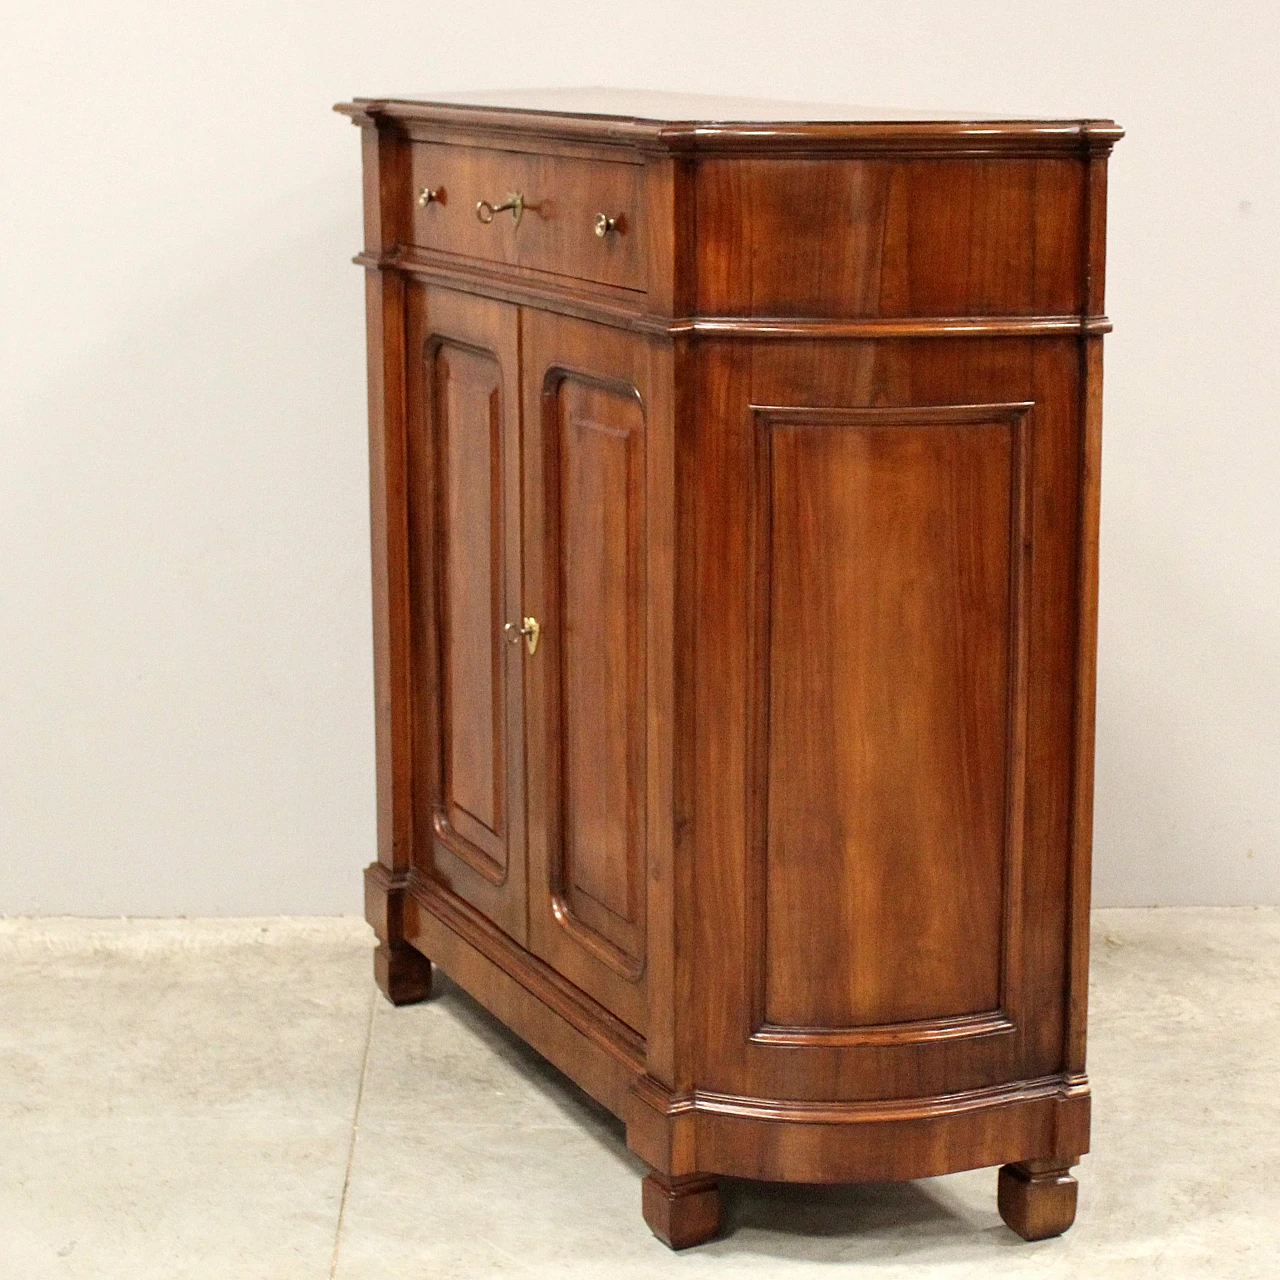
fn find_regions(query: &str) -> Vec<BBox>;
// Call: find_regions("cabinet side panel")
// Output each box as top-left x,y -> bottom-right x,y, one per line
761,411 -> 1017,1028
694,158 -> 1085,320
363,267 -> 410,871
692,337 -> 1081,1103
1066,153 -> 1111,1072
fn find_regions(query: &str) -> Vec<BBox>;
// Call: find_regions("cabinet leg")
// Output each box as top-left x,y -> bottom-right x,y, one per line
641,1171 -> 721,1249
372,941 -> 433,1007
998,1159 -> 1079,1241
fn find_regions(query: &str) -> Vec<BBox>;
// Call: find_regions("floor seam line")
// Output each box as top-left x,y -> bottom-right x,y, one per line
329,984 -> 377,1280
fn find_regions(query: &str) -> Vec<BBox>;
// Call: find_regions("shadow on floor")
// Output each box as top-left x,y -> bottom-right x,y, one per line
423,973 -> 1017,1264
428,971 -> 633,1147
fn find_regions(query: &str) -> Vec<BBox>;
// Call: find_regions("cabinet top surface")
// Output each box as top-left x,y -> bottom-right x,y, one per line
336,88 -> 1121,153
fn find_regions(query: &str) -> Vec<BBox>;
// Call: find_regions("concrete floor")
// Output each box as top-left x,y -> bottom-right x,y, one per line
1,908 -> 1277,1279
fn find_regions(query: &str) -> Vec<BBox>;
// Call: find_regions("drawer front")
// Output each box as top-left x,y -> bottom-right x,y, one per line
409,143 -> 646,292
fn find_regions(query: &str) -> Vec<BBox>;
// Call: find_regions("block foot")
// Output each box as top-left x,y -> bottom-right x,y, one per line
998,1159 -> 1079,1240
641,1171 -> 721,1249
373,941 -> 433,1006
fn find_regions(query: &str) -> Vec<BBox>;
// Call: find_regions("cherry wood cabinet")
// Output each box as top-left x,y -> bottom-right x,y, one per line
407,288 -> 528,945
337,88 -> 1121,1250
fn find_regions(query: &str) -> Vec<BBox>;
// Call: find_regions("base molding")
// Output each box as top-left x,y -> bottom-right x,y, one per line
365,863 -> 1090,1189
628,1070 -> 1088,1184
365,863 -> 643,1116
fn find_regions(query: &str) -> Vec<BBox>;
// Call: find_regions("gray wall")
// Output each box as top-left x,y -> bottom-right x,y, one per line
2,1 -> 1276,913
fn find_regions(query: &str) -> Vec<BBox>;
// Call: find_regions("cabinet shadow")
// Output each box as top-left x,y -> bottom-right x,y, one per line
425,973 -> 1014,1263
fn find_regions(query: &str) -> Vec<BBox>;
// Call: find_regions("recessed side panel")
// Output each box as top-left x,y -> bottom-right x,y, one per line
693,157 -> 1085,318
756,404 -> 1029,1034
554,377 -> 647,968
435,342 -> 508,877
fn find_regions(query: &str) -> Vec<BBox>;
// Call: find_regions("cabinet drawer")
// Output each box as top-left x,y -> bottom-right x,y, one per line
409,143 -> 646,292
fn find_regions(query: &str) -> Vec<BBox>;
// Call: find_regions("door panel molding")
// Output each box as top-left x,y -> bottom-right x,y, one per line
407,285 -> 529,945
745,401 -> 1034,1050
543,369 -> 647,980
522,308 -> 659,1034
432,340 -> 509,884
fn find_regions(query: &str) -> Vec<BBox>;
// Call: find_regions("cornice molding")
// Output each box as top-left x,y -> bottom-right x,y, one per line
336,101 -> 1122,158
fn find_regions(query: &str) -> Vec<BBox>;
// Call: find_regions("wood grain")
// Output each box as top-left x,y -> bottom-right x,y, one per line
522,308 -> 656,1032
641,1172 -> 721,1249
998,1158 -> 1080,1240
341,92 -> 1119,1249
555,378 -> 647,967
406,286 -> 529,944
337,93 -> 1122,157
754,403 -> 1029,1033
437,343 -> 507,865
409,142 -> 646,292
695,157 -> 1083,319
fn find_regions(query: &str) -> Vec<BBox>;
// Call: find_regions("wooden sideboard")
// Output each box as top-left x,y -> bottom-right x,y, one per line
336,88 -> 1120,1250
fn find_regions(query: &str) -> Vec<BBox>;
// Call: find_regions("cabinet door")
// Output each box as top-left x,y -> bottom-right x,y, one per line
407,285 -> 527,945
521,310 -> 657,1033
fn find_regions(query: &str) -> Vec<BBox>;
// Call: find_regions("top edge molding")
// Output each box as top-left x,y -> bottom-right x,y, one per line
334,98 -> 1123,157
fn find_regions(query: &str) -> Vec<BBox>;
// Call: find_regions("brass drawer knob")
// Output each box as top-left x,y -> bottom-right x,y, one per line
594,212 -> 620,237
417,186 -> 443,207
503,617 -> 540,655
477,193 -> 524,226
